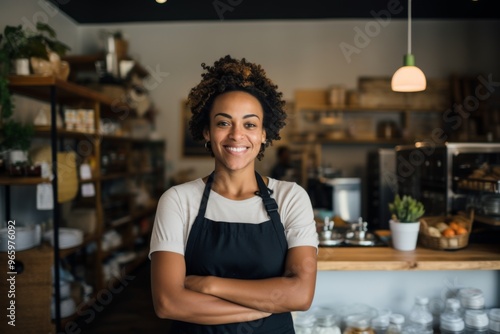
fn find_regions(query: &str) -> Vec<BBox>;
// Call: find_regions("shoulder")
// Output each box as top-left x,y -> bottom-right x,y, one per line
267,177 -> 310,207
267,177 -> 306,196
159,178 -> 205,203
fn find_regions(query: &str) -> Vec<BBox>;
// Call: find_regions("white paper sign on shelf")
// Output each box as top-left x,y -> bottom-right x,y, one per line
37,183 -> 54,210
79,163 -> 92,180
81,183 -> 96,197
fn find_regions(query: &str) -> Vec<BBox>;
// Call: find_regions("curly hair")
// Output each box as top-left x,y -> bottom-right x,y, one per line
187,55 -> 287,160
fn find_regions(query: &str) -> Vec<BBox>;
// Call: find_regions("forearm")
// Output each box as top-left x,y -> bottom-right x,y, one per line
154,286 -> 270,325
186,246 -> 318,313
198,275 -> 314,313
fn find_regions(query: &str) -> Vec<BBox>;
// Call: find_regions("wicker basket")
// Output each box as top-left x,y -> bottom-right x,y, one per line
419,211 -> 474,250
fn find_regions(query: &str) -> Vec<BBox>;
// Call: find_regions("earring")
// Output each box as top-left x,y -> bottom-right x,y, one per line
204,141 -> 212,152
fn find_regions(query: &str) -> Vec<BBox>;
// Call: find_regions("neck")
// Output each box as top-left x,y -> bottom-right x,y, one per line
209,169 -> 265,200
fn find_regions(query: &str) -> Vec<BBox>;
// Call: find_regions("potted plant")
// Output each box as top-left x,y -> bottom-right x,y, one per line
388,194 -> 425,251
0,38 -> 34,173
0,23 -> 71,75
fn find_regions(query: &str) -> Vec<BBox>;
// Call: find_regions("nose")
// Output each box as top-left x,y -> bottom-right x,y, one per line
229,124 -> 244,139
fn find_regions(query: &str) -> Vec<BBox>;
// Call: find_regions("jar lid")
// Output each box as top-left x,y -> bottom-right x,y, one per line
465,309 -> 489,328
294,313 -> 316,327
345,314 -> 371,329
489,308 -> 500,322
415,296 -> 429,305
440,313 -> 465,331
390,314 -> 405,325
445,298 -> 461,311
371,315 -> 390,328
459,288 -> 485,309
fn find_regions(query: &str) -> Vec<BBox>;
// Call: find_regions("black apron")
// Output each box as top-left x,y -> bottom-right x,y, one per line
169,171 -> 294,334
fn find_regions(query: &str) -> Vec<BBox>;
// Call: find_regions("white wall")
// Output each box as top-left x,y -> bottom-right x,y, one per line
0,0 -> 79,52
313,270 -> 500,318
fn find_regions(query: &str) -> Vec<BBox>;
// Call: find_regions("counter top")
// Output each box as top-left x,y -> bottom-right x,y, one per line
317,244 -> 500,271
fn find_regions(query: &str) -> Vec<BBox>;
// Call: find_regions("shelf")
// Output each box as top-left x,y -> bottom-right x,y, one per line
108,215 -> 132,228
58,234 -> 97,258
0,176 -> 51,185
456,177 -> 500,193
317,243 -> 500,271
4,62 -> 165,334
34,126 -> 97,140
474,214 -> 500,226
296,104 -> 442,112
99,172 -> 130,181
8,75 -> 114,105
132,202 -> 158,219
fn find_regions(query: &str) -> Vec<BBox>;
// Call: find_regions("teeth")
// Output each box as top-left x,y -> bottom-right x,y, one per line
226,146 -> 247,152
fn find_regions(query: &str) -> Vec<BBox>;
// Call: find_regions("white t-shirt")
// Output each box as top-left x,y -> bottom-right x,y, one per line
149,177 -> 318,258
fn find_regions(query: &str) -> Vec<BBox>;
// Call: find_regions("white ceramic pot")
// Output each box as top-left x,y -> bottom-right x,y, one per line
12,58 -> 30,75
389,219 -> 420,251
7,150 -> 28,166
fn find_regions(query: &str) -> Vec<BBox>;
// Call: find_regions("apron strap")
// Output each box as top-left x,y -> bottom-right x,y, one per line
255,172 -> 286,252
197,171 -> 215,218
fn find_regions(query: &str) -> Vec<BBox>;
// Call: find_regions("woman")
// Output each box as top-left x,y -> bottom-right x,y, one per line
150,55 -> 318,333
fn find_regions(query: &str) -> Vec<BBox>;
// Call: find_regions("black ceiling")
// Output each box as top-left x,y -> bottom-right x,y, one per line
50,0 -> 500,24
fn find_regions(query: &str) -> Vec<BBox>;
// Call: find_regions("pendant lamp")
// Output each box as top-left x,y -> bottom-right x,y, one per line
391,0 -> 426,92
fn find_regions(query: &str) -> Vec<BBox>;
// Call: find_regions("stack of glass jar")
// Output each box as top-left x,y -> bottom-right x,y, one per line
293,293 -> 500,334
294,307 -> 342,334
457,287 -> 489,333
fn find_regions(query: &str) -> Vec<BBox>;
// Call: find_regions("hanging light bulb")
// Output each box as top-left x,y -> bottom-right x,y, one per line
391,0 -> 426,92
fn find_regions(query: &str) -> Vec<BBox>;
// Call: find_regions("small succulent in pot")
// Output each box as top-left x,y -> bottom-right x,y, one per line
389,194 -> 425,223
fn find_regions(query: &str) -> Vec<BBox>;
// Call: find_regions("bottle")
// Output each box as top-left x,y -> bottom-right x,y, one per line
440,298 -> 465,333
464,309 -> 489,333
408,296 -> 433,332
387,314 -> 405,334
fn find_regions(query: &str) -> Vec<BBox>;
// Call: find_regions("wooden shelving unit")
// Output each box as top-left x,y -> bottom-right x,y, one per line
0,74 -> 166,333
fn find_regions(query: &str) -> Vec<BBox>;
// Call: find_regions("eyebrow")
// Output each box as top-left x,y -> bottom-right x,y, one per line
214,113 -> 261,120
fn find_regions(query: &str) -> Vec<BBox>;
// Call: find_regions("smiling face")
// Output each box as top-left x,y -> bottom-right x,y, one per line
203,91 -> 266,173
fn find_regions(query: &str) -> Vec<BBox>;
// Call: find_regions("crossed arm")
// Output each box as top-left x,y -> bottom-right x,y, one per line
150,245 -> 317,325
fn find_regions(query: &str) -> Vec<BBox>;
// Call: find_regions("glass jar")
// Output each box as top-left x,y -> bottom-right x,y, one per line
294,312 -> 316,334
408,296 -> 433,332
401,323 -> 432,334
440,298 -> 465,334
458,288 -> 485,312
387,314 -> 405,334
464,309 -> 489,333
343,314 -> 375,334
314,313 -> 341,334
370,312 -> 390,334
489,308 -> 500,333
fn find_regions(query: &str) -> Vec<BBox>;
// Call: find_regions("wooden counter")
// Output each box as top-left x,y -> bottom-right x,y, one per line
317,244 -> 500,271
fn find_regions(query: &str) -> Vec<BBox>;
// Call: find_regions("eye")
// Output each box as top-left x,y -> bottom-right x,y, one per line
216,120 -> 230,127
245,122 -> 257,128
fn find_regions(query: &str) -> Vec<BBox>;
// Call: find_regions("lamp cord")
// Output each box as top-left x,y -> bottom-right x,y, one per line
407,0 -> 412,55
